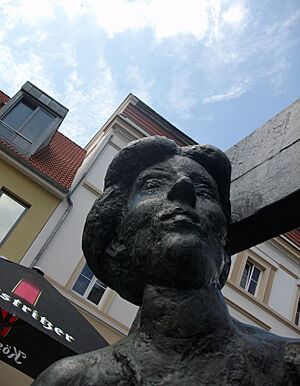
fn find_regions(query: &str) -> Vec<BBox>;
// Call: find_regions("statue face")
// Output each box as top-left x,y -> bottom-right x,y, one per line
120,155 -> 228,289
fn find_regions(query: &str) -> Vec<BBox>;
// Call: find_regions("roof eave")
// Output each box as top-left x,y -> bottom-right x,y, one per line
85,94 -> 138,150
0,145 -> 69,198
135,98 -> 197,145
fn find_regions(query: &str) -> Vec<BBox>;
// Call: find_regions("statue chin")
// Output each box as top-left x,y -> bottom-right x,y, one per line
141,237 -> 219,290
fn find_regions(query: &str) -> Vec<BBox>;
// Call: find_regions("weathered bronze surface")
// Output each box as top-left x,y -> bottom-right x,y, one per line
33,137 -> 300,385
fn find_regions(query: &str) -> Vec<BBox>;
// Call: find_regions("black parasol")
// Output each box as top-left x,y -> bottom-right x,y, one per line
0,258 -> 108,378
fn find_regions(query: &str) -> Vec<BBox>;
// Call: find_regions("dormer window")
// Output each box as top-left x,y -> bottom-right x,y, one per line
0,81 -> 68,156
2,99 -> 55,144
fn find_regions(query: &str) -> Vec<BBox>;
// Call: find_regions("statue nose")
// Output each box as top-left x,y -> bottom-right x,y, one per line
167,176 -> 196,207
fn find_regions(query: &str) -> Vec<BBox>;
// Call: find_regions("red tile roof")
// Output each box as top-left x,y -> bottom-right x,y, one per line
0,92 -> 86,192
121,101 -> 196,146
0,90 -> 9,106
283,228 -> 300,248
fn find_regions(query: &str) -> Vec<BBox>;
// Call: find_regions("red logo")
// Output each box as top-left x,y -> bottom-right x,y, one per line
0,279 -> 42,337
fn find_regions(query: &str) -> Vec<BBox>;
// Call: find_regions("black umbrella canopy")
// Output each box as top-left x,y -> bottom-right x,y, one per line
0,258 -> 108,378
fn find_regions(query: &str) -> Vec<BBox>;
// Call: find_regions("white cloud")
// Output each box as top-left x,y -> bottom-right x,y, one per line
64,0 -> 211,40
202,82 -> 249,104
223,4 -> 247,26
168,70 -> 197,119
53,42 -> 78,70
263,57 -> 290,95
14,36 -> 30,47
145,0 -> 209,40
194,3 -> 298,103
59,58 -> 120,146
52,0 -> 86,21
0,0 -> 246,42
87,0 -> 247,41
88,0 -> 146,38
126,66 -> 153,104
86,0 -> 247,41
0,0 -> 55,29
0,43 -> 56,97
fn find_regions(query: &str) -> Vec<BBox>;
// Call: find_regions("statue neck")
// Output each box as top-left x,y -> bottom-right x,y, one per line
133,284 -> 235,350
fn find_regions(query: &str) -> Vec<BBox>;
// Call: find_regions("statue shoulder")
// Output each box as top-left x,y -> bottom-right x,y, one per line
32,355 -> 85,386
284,339 -> 300,385
233,320 -> 300,384
285,339 -> 300,356
233,318 -> 284,344
32,347 -> 123,386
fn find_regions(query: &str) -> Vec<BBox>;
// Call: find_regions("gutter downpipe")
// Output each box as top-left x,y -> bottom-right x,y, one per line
29,132 -> 114,268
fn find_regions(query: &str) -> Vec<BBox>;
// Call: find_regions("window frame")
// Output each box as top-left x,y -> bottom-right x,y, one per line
0,82 -> 68,157
292,286 -> 300,328
1,97 -> 56,144
239,260 -> 262,296
71,263 -> 107,307
229,250 -> 277,303
0,189 -> 29,246
294,297 -> 300,326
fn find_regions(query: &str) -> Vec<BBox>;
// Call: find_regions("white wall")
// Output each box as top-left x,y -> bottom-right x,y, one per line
254,242 -> 300,320
87,143 -> 119,191
223,281 -> 300,339
106,295 -> 139,329
268,268 -> 298,320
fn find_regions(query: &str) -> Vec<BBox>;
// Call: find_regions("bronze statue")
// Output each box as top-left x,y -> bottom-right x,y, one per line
33,137 -> 300,385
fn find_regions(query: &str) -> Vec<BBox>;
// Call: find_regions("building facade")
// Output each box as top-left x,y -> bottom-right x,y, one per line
225,231 -> 300,338
20,94 -> 300,347
0,82 -> 85,264
0,83 -> 86,384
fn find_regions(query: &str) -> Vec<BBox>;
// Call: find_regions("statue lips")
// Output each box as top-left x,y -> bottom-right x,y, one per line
159,208 -> 200,229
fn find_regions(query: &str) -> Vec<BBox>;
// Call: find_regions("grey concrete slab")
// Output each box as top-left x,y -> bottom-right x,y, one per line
227,99 -> 300,253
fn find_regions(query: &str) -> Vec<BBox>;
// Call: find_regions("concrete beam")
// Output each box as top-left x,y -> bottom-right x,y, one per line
227,99 -> 300,254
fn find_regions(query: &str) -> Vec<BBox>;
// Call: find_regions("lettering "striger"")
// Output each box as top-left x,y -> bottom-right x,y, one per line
0,289 -> 75,343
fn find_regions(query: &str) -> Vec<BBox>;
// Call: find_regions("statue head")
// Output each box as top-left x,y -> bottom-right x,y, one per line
82,136 -> 231,306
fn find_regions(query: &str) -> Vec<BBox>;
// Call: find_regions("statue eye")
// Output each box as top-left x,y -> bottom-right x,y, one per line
143,179 -> 162,191
194,182 -> 214,198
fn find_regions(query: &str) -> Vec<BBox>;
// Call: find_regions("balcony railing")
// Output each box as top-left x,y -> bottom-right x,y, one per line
0,121 -> 32,155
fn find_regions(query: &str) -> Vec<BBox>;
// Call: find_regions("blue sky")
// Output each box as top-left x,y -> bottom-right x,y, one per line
0,0 -> 299,150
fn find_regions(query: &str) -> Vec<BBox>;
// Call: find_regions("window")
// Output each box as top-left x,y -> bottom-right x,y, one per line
1,99 -> 55,144
72,264 -> 106,306
0,190 -> 28,244
0,82 -> 68,156
230,251 -> 277,303
295,298 -> 300,326
239,260 -> 261,296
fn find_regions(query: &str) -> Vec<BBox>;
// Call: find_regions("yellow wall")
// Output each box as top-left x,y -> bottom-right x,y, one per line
79,308 -> 124,345
0,362 -> 33,386
0,158 -> 60,262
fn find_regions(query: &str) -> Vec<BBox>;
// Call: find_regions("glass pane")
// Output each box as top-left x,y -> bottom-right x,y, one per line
2,101 -> 34,130
295,300 -> 300,325
72,276 -> 90,296
240,274 -> 247,289
295,312 -> 300,326
0,192 -> 26,242
81,264 -> 94,280
21,109 -> 54,142
252,267 -> 260,282
87,280 -> 106,305
248,280 -> 257,295
297,300 -> 300,314
244,262 -> 252,276
240,262 -> 252,289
